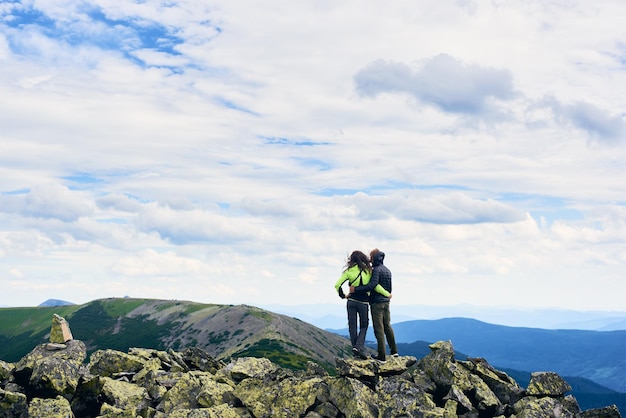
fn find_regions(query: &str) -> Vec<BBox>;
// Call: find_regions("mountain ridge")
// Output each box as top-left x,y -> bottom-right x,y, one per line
366,317 -> 625,393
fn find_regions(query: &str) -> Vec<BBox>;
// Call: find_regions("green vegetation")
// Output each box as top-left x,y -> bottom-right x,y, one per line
100,298 -> 149,317
232,338 -> 312,371
0,305 -> 81,336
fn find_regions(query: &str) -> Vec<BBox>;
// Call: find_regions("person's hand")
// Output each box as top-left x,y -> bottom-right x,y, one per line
389,294 -> 393,299
349,286 -> 355,293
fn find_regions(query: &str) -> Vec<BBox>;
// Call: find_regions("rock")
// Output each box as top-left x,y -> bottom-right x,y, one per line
50,314 -> 73,344
89,349 -> 147,377
0,388 -> 28,418
579,404 -> 623,418
180,347 -> 224,374
513,395 -> 580,417
0,326 -> 622,418
100,376 -> 150,414
461,357 -> 524,406
13,339 -> 86,399
526,371 -> 573,396
376,374 -> 440,416
156,371 -> 225,414
335,355 -> 417,384
27,396 -> 73,417
223,357 -> 277,381
328,376 -> 379,417
167,403 -> 245,417
0,360 -> 13,384
234,375 -> 325,418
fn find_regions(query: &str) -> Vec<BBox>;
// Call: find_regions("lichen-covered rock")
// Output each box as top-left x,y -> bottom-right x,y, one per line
89,349 -> 147,377
100,376 -> 150,414
99,402 -> 135,417
50,314 -> 73,344
13,339 -> 86,399
513,395 -> 580,417
224,357 -> 277,381
27,396 -> 73,418
460,357 -> 524,406
417,340 -> 457,387
181,347 -> 224,374
167,403 -> 247,418
526,371 -> 572,396
0,388 -> 28,418
377,374 -> 441,417
156,371 -> 221,414
234,375 -> 326,418
196,377 -> 235,408
336,355 -> 418,383
328,376 -> 379,418
579,404 -> 622,418
0,360 -> 13,384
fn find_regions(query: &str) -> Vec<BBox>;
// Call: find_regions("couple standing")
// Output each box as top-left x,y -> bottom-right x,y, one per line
334,249 -> 398,362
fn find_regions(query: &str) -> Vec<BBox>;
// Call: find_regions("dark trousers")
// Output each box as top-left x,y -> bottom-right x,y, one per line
371,302 -> 397,360
347,299 -> 369,351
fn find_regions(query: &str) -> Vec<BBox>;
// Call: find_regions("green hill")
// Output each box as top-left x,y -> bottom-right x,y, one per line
0,298 -> 353,373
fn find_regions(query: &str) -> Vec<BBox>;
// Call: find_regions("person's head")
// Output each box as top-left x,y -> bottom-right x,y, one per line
370,248 -> 385,266
345,250 -> 371,272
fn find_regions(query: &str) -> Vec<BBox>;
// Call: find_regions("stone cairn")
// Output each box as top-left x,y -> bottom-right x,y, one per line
0,316 -> 622,417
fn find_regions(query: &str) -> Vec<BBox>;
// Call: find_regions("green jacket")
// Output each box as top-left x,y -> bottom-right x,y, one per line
334,265 -> 390,302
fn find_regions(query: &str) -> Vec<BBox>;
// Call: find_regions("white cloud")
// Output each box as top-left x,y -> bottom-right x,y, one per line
0,0 -> 624,314
354,54 -> 516,116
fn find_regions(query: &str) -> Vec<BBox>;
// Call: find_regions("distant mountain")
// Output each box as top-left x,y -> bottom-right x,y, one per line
38,299 -> 75,307
0,298 -> 354,373
366,340 -> 625,412
387,317 -> 625,393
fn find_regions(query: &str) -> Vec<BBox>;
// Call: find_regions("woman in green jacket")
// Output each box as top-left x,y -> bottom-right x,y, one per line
334,250 -> 390,359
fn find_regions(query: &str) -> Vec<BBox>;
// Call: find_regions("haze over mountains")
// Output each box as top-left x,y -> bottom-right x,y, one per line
263,303 -> 626,331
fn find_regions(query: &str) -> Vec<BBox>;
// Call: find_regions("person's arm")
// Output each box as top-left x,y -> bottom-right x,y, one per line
353,270 -> 390,297
353,269 -> 379,293
373,283 -> 390,297
334,271 -> 349,297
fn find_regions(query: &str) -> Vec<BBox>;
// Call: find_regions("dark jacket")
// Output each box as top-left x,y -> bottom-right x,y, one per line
354,251 -> 392,305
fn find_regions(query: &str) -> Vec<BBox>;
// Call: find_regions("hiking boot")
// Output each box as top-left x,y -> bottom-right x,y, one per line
353,348 -> 368,360
370,354 -> 386,363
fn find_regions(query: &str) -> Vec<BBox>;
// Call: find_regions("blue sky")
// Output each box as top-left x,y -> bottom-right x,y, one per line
0,0 -> 624,313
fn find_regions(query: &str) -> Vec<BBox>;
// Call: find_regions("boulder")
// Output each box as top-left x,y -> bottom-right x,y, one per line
513,395 -> 580,417
579,404 -> 623,418
376,374 -> 441,416
0,361 -> 13,385
89,349 -> 147,377
526,371 -> 573,396
181,347 -> 224,374
234,375 -> 326,418
223,357 -> 277,381
461,357 -> 524,405
27,396 -> 73,417
328,376 -> 379,418
13,339 -> 86,399
0,387 -> 28,418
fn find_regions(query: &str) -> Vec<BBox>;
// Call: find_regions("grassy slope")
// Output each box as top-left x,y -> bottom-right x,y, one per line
0,298 -> 352,373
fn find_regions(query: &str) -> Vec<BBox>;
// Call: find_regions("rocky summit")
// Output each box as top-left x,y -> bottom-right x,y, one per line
0,317 -> 622,418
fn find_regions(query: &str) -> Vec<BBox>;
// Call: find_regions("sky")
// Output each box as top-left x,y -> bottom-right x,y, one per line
0,0 -> 625,313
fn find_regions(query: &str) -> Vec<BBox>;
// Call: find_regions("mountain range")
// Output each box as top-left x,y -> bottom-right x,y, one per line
330,317 -> 625,394
1,298 -> 624,413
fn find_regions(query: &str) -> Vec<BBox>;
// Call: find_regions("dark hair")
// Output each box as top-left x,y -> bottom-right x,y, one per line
344,250 -> 371,274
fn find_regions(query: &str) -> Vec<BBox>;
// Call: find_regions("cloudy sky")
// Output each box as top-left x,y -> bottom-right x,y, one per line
0,0 -> 624,313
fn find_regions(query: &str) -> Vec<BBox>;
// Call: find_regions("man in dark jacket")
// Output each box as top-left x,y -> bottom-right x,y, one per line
351,248 -> 398,361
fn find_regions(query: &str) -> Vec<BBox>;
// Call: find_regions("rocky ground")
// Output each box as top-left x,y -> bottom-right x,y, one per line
0,316 -> 622,417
